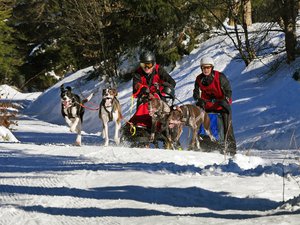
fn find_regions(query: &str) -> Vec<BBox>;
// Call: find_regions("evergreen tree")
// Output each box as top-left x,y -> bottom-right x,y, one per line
11,0 -> 75,91
0,0 -> 22,86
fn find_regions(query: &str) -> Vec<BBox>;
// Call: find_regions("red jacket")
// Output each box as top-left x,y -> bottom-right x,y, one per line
194,70 -> 232,112
133,64 -> 175,98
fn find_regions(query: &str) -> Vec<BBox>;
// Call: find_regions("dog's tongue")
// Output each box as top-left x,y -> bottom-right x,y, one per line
63,101 -> 70,107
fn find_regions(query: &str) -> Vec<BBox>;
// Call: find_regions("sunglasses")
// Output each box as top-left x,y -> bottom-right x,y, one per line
201,65 -> 213,70
140,62 -> 154,69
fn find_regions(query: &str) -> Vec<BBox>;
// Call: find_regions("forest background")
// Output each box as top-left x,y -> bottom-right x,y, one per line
0,0 -> 299,91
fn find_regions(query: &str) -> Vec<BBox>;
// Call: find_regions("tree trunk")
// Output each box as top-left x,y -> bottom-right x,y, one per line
228,0 -> 240,26
243,0 -> 252,26
278,0 -> 298,63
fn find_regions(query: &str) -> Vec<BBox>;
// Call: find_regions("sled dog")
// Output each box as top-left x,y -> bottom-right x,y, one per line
60,84 -> 93,146
167,105 -> 216,150
99,87 -> 122,146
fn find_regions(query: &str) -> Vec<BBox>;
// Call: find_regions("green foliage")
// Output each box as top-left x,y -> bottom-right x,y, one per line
11,0 -> 69,90
1,0 -> 297,91
251,0 -> 277,22
0,2 -> 22,86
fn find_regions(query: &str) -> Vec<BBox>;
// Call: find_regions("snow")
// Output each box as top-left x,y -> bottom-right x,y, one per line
0,126 -> 19,142
0,84 -> 41,101
1,20 -> 300,224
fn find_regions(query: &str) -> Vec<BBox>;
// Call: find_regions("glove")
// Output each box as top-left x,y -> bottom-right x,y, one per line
218,100 -> 231,114
225,96 -> 230,104
163,82 -> 171,87
138,86 -> 149,98
196,99 -> 206,109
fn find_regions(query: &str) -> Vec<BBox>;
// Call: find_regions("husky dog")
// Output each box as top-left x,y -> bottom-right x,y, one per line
167,105 -> 216,150
60,84 -> 93,146
99,87 -> 122,146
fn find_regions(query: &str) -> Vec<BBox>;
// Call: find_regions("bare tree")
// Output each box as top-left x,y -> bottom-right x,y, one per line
202,0 -> 255,66
228,0 -> 240,26
60,0 -> 124,79
275,0 -> 299,63
243,0 -> 252,26
228,1 -> 252,27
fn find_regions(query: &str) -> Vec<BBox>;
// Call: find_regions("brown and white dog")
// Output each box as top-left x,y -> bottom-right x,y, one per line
148,94 -> 171,143
167,104 -> 216,150
99,87 -> 122,146
60,84 -> 93,146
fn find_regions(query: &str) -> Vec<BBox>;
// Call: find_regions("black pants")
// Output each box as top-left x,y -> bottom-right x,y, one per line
221,112 -> 237,155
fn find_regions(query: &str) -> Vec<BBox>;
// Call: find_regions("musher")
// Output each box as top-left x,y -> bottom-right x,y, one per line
193,56 -> 237,155
129,50 -> 176,132
132,50 -> 176,107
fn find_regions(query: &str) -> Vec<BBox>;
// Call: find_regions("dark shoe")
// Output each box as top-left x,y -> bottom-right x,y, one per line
227,143 -> 236,156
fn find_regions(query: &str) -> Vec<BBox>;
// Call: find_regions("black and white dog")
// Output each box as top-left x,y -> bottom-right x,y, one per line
99,87 -> 122,146
60,84 -> 93,146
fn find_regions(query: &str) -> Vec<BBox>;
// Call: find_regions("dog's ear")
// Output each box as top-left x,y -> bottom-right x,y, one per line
60,84 -> 65,91
176,106 -> 183,113
66,86 -> 72,92
112,88 -> 118,97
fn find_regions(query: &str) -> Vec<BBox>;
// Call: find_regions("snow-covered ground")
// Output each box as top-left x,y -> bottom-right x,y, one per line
0,115 -> 300,225
0,20 -> 300,224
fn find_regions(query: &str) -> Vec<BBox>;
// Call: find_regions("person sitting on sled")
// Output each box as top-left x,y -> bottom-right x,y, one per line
193,56 -> 237,155
131,50 -> 176,128
133,50 -> 176,106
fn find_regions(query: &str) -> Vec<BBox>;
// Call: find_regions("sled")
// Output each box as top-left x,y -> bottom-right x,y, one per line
198,113 -> 225,151
121,101 -> 153,147
121,93 -> 172,148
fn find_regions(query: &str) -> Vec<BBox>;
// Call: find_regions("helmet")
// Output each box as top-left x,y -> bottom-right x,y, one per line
200,56 -> 214,67
139,51 -> 156,63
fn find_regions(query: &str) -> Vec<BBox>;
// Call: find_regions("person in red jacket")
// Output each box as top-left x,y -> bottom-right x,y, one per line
133,50 -> 176,106
193,56 -> 236,155
130,50 -> 176,129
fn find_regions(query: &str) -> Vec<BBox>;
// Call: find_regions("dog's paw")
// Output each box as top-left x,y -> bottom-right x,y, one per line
115,137 -> 120,145
74,141 -> 81,146
70,126 -> 76,133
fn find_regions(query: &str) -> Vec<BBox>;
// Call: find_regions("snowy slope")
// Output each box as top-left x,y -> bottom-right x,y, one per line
24,27 -> 300,150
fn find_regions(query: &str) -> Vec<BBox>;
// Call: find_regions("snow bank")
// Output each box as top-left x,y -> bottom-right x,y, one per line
0,84 -> 41,101
0,126 -> 19,142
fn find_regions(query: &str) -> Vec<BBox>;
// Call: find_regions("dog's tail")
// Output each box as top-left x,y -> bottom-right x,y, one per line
82,92 -> 94,104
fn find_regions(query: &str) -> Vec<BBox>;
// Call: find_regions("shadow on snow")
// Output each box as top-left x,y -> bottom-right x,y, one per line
1,184 -> 279,214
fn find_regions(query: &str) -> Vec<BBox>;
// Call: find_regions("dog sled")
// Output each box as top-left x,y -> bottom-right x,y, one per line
121,86 -> 231,152
121,102 -> 154,147
121,85 -> 175,148
122,106 -> 226,151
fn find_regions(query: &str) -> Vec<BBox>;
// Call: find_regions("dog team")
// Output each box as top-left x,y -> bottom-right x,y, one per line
59,52 -> 236,154
60,84 -> 122,147
60,83 -> 215,150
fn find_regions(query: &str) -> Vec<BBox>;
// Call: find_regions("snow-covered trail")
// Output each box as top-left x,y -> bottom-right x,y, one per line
0,116 -> 299,225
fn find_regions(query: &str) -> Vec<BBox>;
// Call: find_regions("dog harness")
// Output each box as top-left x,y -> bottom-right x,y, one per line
100,98 -> 120,122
